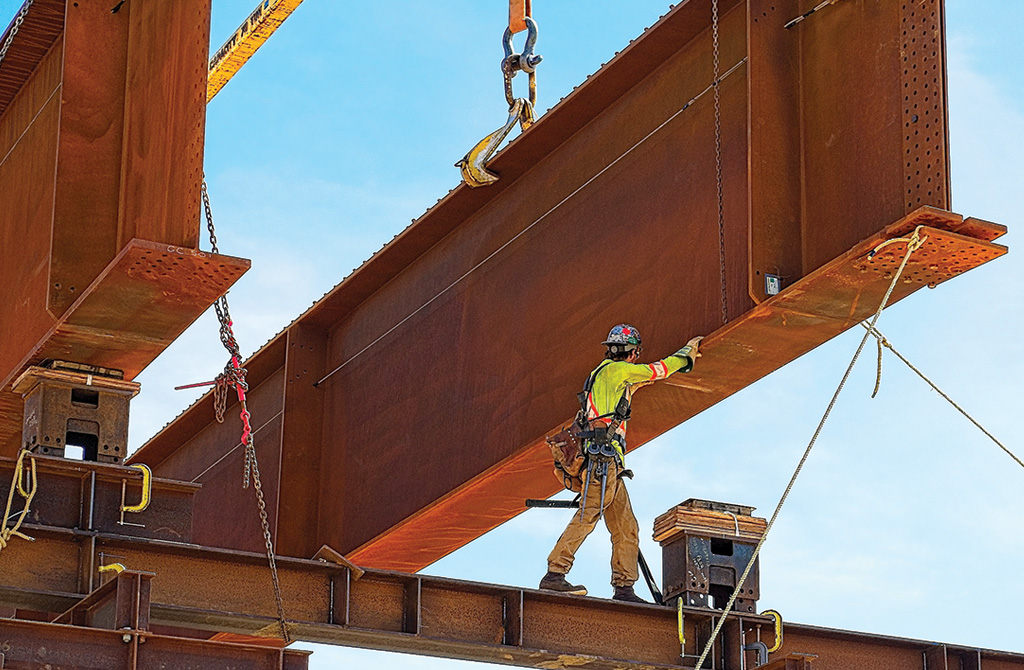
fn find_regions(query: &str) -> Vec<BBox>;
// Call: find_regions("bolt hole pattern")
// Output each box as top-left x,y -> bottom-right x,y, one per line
853,235 -> 999,287
901,1 -> 946,212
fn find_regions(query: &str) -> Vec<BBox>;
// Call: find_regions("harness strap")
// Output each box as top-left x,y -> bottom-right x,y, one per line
577,361 -> 632,439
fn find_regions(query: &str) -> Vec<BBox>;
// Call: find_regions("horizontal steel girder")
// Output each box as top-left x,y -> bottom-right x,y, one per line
135,207 -> 1006,570
132,0 -> 1006,572
0,617 -> 309,670
1,524 -> 1022,670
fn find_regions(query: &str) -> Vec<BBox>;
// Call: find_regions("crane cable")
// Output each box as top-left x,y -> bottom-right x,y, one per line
692,227 -> 927,670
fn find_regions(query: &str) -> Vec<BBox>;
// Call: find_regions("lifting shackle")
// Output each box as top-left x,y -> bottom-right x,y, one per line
501,16 -> 542,108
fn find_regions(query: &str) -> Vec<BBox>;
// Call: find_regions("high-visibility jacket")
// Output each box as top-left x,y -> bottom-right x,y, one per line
583,346 -> 696,463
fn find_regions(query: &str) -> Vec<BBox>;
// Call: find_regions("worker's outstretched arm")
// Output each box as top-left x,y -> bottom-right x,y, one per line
612,336 -> 703,384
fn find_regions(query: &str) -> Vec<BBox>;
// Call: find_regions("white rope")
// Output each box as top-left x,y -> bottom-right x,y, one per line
862,323 -> 1021,469
692,228 -> 926,669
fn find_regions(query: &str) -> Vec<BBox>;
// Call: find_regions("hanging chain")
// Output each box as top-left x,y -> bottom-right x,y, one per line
201,178 -> 290,643
711,0 -> 728,325
0,0 -> 35,69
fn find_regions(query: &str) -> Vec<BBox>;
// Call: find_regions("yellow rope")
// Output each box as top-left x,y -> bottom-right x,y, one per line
692,228 -> 926,670
863,323 -> 1022,469
0,450 -> 38,554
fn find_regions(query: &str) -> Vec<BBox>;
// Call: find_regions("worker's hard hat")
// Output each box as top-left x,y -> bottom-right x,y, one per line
602,324 -> 642,351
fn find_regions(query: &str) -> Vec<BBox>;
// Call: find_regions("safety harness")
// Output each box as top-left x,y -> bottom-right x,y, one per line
573,360 -> 634,521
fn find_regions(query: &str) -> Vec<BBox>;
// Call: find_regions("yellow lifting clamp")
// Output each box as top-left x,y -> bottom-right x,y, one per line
119,464 -> 152,527
457,98 -> 534,187
457,16 -> 542,188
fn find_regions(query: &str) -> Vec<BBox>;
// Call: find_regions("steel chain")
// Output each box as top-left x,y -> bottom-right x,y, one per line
201,178 -> 290,642
212,377 -> 229,423
0,0 -> 33,69
711,0 -> 728,325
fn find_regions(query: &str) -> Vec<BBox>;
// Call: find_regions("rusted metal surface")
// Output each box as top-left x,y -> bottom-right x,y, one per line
15,366 -> 140,462
656,500 -> 766,610
117,0 -> 209,249
1,514 -> 1023,670
133,0 -> 1005,577
0,0 -> 244,456
0,240 -> 249,454
747,0 -> 951,301
0,456 -> 1019,670
51,569 -> 153,630
778,623 -> 1024,670
0,0 -> 63,117
49,0 -> 131,317
0,454 -> 196,545
138,205 -> 1005,575
0,523 -> 773,669
0,617 -> 309,670
0,29 -> 63,453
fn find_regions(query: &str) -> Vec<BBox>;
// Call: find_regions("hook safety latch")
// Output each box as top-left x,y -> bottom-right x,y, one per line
119,464 -> 152,526
456,97 -> 534,187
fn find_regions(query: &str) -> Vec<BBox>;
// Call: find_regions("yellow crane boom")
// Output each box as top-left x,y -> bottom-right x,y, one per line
207,0 -> 306,102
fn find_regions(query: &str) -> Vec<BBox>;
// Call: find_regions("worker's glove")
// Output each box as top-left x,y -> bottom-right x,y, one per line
684,336 -> 703,359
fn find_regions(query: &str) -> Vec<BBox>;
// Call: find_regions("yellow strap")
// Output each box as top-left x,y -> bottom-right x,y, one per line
0,450 -> 38,555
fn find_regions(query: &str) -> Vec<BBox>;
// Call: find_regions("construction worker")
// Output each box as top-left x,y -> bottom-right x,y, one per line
539,324 -> 702,602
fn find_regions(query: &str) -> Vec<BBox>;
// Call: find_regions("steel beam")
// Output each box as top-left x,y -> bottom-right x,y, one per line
131,0 -> 1007,573
0,0 -> 249,453
0,615 -> 309,670
1,523 -> 1022,670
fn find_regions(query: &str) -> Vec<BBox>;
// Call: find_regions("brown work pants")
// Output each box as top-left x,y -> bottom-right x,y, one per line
546,463 -> 639,587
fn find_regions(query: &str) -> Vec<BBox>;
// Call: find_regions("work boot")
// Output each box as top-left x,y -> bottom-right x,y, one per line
612,585 -> 647,603
539,571 -> 588,595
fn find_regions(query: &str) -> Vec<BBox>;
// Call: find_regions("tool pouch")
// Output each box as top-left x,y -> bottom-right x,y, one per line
545,413 -> 587,492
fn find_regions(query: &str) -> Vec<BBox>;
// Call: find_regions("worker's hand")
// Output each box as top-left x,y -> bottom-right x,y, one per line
686,336 -> 703,358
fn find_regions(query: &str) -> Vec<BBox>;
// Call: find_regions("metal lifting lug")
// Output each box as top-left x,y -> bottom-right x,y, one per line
456,97 -> 534,187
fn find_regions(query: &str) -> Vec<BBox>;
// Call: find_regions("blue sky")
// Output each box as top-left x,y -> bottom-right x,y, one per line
2,0 -> 1021,666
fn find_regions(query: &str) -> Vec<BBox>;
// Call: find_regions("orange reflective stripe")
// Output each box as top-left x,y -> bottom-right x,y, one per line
509,0 -> 531,34
648,361 -> 669,379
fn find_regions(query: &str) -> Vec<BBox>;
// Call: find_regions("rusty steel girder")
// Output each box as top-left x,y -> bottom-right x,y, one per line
0,483 -> 1020,670
2,456 -> 1022,670
0,570 -> 309,670
0,0 -> 249,453
131,0 -> 1006,573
